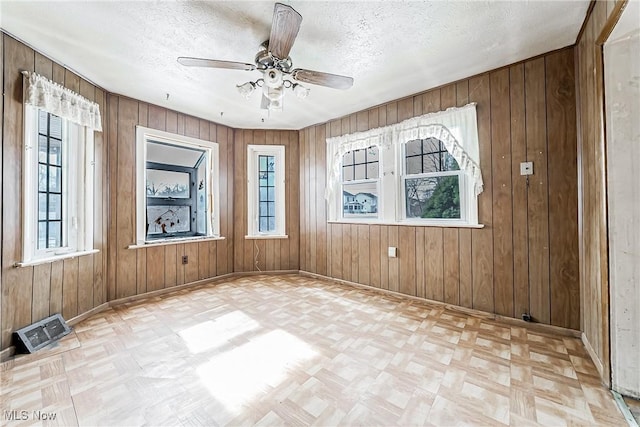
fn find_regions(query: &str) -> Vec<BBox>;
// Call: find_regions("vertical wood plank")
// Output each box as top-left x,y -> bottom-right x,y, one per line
147,246 -> 165,291
425,228 -> 444,301
469,74 -> 495,313
415,228 -> 426,298
77,255 -> 94,314
136,249 -> 147,295
388,226 -> 399,292
491,68 -> 514,317
369,226 -> 381,288
443,228 -> 460,305
342,223 -> 352,281
398,226 -> 416,296
32,264 -> 51,321
316,125 -> 327,276
62,258 -> 79,319
458,229 -> 472,308
184,243 -> 199,283
164,245 -> 177,287
379,226 -> 389,290
358,225 -> 370,286
510,63 -> 530,320
49,261 -> 63,315
331,224 -> 343,280
525,57 -> 551,324
546,49 -> 579,329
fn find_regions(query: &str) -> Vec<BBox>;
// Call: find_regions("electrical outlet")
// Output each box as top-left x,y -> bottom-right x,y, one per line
520,161 -> 534,175
182,255 -> 188,265
388,247 -> 397,258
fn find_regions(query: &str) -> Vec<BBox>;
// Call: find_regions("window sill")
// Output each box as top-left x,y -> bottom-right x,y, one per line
128,236 -> 226,249
245,234 -> 289,240
15,249 -> 100,268
328,220 -> 484,229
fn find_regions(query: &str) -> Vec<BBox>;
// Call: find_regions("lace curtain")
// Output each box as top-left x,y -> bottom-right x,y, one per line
22,71 -> 102,131
325,102 -> 483,201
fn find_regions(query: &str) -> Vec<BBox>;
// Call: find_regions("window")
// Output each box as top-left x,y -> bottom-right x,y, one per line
341,146 -> 379,219
135,127 -> 220,244
326,103 -> 483,227
22,109 -> 95,262
247,145 -> 286,237
402,138 -> 464,220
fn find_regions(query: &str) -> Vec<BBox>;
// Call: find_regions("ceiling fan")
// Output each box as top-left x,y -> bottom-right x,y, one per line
177,2 -> 354,111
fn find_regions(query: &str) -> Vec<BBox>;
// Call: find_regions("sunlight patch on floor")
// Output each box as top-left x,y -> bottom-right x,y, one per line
179,311 -> 260,354
197,330 -> 317,413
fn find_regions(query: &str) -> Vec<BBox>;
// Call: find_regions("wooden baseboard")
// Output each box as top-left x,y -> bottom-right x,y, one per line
300,270 -> 582,339
582,332 -> 605,378
68,303 -> 110,327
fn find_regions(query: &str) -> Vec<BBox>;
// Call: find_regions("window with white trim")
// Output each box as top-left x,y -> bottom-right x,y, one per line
135,127 -> 220,244
247,145 -> 286,237
22,72 -> 98,264
341,146 -> 379,219
326,103 -> 483,227
402,138 -> 464,221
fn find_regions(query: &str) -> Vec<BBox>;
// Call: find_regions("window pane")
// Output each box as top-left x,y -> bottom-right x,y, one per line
343,181 -> 378,218
406,140 -> 422,157
38,222 -> 47,249
48,194 -> 62,220
147,205 -> 191,234
38,194 -> 47,220
366,162 -> 379,179
38,135 -> 48,162
38,110 -> 48,133
259,155 -> 267,171
354,149 -> 366,163
367,146 -> 379,162
405,175 -> 460,219
49,139 -> 62,166
423,153 -> 441,173
268,217 -> 275,231
267,172 -> 275,186
38,164 -> 48,191
443,152 -> 460,171
354,164 -> 366,180
267,156 -> 275,172
259,202 -> 268,216
267,187 -> 275,202
48,221 -> 62,248
268,202 -> 275,216
259,217 -> 268,232
342,165 -> 354,181
406,156 -> 422,175
49,166 -> 62,193
342,151 -> 354,166
146,169 -> 190,198
259,187 -> 268,201
423,138 -> 440,153
49,115 -> 62,140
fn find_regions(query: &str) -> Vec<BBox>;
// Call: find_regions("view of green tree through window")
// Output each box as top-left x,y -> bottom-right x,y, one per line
403,138 -> 462,219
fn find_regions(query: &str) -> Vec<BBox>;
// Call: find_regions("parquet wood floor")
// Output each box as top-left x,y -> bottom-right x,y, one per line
1,274 -> 626,426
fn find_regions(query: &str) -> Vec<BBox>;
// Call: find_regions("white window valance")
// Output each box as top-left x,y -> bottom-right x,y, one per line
326,102 -> 483,201
22,71 -> 102,131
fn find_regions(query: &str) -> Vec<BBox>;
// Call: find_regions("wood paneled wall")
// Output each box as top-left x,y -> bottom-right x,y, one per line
1,34 -> 108,350
232,130 -> 300,272
575,0 -> 624,384
300,47 -> 580,330
106,95 -> 235,301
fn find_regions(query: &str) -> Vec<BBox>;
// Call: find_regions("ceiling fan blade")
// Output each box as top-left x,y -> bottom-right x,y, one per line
268,3 -> 302,60
177,57 -> 255,71
291,69 -> 354,90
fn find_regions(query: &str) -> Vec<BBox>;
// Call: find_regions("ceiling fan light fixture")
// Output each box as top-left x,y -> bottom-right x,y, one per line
236,81 -> 256,98
292,83 -> 310,99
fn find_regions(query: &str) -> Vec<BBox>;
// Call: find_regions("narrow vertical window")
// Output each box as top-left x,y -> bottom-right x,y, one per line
258,155 -> 276,232
341,146 -> 379,219
37,111 -> 64,249
247,145 -> 286,237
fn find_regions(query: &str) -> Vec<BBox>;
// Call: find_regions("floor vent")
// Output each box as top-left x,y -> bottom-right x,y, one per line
14,314 -> 71,353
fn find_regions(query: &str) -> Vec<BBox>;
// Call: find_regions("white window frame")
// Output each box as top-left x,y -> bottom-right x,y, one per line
22,105 -> 96,264
340,145 -> 381,222
399,139 -> 472,225
135,127 -> 220,245
246,144 -> 287,238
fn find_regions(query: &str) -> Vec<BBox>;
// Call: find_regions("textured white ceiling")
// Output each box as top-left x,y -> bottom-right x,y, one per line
0,1 -> 589,130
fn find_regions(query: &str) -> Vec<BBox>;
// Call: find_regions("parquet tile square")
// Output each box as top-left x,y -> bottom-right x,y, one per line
0,274 -> 626,426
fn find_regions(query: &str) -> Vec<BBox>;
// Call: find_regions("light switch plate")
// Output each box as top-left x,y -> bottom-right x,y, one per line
388,247 -> 397,258
520,161 -> 534,175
